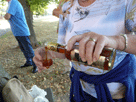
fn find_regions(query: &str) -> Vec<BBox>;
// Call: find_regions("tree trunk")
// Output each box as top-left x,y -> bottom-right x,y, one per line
18,0 -> 38,48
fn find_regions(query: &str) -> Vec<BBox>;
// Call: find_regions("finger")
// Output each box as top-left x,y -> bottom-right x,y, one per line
33,57 -> 43,67
85,40 -> 96,65
38,66 -> 47,72
67,35 -> 83,51
78,37 -> 88,62
93,37 -> 105,62
48,51 -> 54,59
38,66 -> 47,71
34,48 -> 44,61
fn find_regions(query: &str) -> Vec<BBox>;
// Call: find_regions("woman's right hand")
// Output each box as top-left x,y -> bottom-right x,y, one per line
66,32 -> 118,65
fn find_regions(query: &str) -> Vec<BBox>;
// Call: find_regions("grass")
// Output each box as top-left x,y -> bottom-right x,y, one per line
0,16 -> 71,102
0,32 -> 11,39
34,16 -> 59,44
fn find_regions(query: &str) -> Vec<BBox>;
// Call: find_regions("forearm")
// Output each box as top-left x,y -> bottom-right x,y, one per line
49,50 -> 66,59
121,34 -> 136,54
107,33 -> 136,55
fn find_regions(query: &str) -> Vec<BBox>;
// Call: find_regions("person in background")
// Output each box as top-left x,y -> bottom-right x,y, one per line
34,0 -> 136,101
53,0 -> 69,18
4,0 -> 38,73
53,0 -> 71,74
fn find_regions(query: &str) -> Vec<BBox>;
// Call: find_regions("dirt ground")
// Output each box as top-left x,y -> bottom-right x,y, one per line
0,16 -> 71,102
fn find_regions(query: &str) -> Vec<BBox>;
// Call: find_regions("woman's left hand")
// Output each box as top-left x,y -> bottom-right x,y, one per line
66,32 -> 114,65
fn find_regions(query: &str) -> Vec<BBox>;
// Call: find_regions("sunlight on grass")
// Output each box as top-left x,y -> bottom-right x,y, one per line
33,16 -> 59,44
34,15 -> 59,22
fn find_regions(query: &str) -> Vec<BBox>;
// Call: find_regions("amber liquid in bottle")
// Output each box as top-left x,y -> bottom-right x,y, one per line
42,46 -> 53,68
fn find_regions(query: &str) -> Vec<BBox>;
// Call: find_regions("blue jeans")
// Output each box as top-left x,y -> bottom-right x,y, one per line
15,36 -> 36,67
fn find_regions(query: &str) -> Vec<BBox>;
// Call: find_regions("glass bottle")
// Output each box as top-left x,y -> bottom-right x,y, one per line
43,42 -> 116,71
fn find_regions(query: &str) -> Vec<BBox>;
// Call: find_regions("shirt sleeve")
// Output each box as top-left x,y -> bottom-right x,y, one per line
7,0 -> 17,16
57,1 -> 71,45
125,0 -> 136,33
57,15 -> 66,45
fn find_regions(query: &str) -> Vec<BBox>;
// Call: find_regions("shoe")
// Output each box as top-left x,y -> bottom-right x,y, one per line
32,66 -> 38,73
20,63 -> 32,68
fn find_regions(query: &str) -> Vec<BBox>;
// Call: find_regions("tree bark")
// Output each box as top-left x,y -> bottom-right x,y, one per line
18,0 -> 38,48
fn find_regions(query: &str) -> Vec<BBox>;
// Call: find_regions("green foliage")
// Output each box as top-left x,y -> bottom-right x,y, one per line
52,0 -> 60,4
27,0 -> 59,15
0,0 -> 6,6
27,0 -> 49,11
0,0 -> 59,15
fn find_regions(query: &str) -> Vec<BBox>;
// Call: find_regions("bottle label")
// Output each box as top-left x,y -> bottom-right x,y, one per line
74,52 -> 105,69
70,49 -> 109,70
46,42 -> 58,52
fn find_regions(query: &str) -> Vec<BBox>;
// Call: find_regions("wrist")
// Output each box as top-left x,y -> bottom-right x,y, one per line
120,34 -> 128,51
115,35 -> 126,51
106,36 -> 119,50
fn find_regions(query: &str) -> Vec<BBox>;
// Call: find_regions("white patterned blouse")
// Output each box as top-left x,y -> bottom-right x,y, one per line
57,0 -> 136,99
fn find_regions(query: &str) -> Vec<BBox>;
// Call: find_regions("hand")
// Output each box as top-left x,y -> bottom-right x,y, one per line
4,13 -> 11,20
33,47 -> 53,72
52,8 -> 62,18
67,32 -> 110,65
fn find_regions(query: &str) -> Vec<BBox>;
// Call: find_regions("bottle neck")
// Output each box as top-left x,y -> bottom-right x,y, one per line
57,45 -> 66,53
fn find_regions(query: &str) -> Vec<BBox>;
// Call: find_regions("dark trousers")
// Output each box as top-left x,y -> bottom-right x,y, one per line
15,36 -> 36,67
